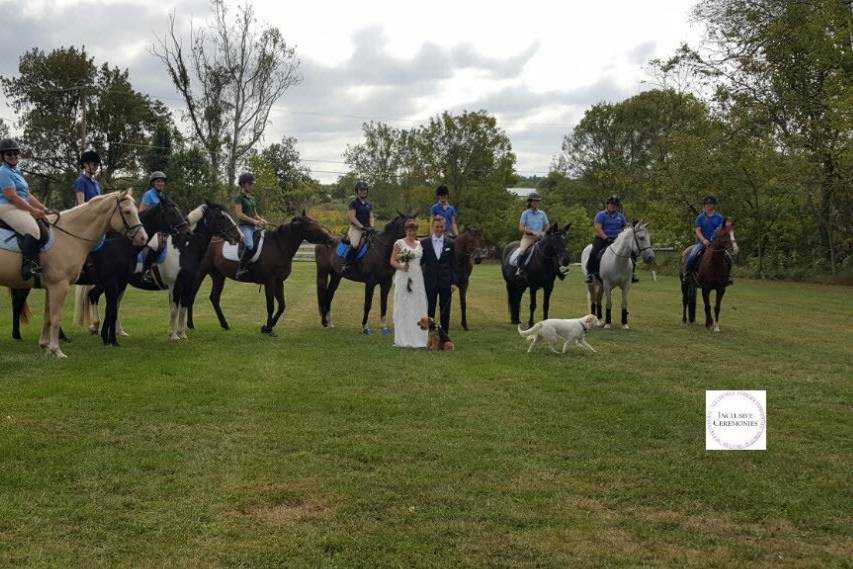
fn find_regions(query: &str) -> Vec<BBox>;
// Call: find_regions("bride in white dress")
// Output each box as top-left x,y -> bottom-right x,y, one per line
391,219 -> 428,348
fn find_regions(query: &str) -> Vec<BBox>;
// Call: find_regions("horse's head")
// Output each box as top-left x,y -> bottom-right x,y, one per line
713,218 -> 738,256
542,223 -> 572,268
152,197 -> 189,237
386,211 -> 416,240
202,200 -> 241,245
108,190 -> 148,246
631,221 -> 655,264
459,225 -> 486,264
287,210 -> 334,245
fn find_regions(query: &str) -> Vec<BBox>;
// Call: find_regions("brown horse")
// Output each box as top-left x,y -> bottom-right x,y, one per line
680,220 -> 739,332
314,213 -> 411,334
199,212 -> 333,336
453,226 -> 486,331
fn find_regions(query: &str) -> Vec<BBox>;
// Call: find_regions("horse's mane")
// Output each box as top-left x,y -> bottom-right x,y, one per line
186,204 -> 207,228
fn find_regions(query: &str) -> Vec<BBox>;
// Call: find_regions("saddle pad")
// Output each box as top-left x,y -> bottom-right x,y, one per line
509,248 -> 521,267
357,242 -> 369,259
135,242 -> 169,265
91,234 -> 106,252
0,227 -> 55,254
335,241 -> 349,257
222,231 -> 265,263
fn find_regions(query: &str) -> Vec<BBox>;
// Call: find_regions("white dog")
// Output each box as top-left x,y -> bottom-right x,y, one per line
518,314 -> 602,354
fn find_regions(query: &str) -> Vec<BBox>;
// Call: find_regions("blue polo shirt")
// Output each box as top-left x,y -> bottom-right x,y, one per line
0,164 -> 29,205
431,202 -> 457,233
73,174 -> 101,202
594,210 -> 627,240
349,198 -> 372,227
519,208 -> 549,232
695,211 -> 724,242
141,187 -> 162,208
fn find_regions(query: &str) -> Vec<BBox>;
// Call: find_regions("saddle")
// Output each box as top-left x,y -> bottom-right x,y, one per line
0,219 -> 54,254
509,241 -> 539,268
0,218 -> 50,246
335,240 -> 369,260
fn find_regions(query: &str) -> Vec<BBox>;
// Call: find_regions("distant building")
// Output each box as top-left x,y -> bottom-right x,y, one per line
507,187 -> 537,199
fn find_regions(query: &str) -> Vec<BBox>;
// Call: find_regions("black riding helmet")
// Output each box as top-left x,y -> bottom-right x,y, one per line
238,172 -> 255,186
703,195 -> 718,205
436,184 -> 449,197
606,194 -> 620,206
79,150 -> 101,167
354,180 -> 369,193
0,138 -> 21,154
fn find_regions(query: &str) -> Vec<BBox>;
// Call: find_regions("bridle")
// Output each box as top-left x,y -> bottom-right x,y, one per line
48,195 -> 144,243
608,226 -> 652,260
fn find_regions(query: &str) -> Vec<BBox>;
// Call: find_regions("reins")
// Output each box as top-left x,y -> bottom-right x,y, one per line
47,196 -> 144,243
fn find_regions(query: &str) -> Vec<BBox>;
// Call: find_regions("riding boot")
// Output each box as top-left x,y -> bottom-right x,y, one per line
235,246 -> 254,280
139,247 -> 158,284
20,234 -> 41,281
515,252 -> 527,278
342,246 -> 359,274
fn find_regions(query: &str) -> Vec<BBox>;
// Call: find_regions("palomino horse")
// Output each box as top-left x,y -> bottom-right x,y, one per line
581,222 -> 655,329
314,213 -> 411,335
680,220 -> 738,332
77,201 -> 240,342
10,198 -> 187,345
501,224 -> 572,328
0,191 -> 147,357
200,212 -> 333,336
453,226 -> 486,331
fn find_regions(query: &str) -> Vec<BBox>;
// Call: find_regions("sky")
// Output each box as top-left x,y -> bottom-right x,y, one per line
1,0 -> 704,183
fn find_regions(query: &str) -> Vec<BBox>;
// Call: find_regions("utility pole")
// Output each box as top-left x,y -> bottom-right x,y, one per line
78,85 -> 87,155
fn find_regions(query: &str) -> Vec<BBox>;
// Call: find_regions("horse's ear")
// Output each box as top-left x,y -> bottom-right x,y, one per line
397,210 -> 405,218
632,219 -> 639,226
301,209 -> 307,217
563,223 -> 572,232
123,188 -> 133,199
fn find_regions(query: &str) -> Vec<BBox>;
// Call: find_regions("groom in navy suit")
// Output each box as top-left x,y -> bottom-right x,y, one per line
421,215 -> 457,332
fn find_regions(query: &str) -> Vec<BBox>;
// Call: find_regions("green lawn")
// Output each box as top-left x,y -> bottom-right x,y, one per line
1,263 -> 851,568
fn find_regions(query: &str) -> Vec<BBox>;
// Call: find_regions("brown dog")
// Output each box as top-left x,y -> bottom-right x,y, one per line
418,316 -> 455,351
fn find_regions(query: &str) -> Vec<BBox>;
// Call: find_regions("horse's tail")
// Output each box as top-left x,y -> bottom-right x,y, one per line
74,285 -> 93,328
518,322 -> 542,338
8,288 -> 30,324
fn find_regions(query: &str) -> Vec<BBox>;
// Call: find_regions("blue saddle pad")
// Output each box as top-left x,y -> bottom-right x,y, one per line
0,227 -> 55,254
136,243 -> 169,264
335,242 -> 349,257
356,242 -> 368,259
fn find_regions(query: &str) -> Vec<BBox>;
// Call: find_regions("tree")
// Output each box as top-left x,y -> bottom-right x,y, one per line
247,136 -> 316,217
153,0 -> 302,185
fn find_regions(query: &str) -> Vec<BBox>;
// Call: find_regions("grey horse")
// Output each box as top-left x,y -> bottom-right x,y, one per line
581,222 -> 654,329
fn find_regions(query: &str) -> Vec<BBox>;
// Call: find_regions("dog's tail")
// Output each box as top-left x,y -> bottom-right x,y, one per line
517,322 -> 543,338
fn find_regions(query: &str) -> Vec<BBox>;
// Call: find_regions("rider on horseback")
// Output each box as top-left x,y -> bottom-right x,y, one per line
74,150 -> 102,205
685,196 -> 725,277
515,192 -> 549,279
234,171 -> 268,280
0,138 -> 48,280
343,180 -> 375,274
585,195 -> 639,284
138,171 -> 170,284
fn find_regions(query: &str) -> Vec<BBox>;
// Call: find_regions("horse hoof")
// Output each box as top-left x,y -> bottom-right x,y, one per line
261,327 -> 278,337
88,327 -> 98,335
462,325 -> 469,331
363,328 -> 373,336
604,324 -> 612,329
169,334 -> 180,341
381,327 -> 391,336
119,330 -> 130,337
178,333 -> 188,340
622,324 -> 630,330
714,326 -> 720,333
12,334 -> 21,341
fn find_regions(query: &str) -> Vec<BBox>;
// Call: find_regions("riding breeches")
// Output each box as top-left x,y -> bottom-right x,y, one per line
518,234 -> 539,254
347,225 -> 363,248
686,243 -> 705,271
0,204 -> 40,238
586,237 -> 612,275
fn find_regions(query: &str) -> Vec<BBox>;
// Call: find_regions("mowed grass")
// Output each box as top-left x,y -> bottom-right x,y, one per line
0,262 -> 851,568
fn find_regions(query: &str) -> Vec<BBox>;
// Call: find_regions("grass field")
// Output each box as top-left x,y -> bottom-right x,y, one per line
1,262 -> 851,568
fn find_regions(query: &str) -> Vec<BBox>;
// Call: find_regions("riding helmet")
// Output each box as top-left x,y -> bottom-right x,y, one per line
527,192 -> 542,202
149,171 -> 167,184
0,138 -> 21,154
606,194 -> 621,206
238,172 -> 255,186
79,150 -> 101,166
436,184 -> 449,197
703,195 -> 718,205
354,180 -> 369,193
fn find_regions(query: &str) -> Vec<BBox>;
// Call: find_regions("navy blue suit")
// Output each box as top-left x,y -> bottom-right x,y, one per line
420,235 -> 456,332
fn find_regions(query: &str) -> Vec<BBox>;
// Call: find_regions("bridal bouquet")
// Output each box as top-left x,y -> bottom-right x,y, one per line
398,249 -> 416,292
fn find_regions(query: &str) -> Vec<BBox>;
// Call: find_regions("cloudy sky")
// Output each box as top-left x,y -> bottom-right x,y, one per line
2,0 -> 703,182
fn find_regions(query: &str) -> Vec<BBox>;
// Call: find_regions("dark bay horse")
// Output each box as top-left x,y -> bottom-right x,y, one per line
315,213 -> 411,334
9,199 -> 187,345
501,224 -> 572,328
199,212 -> 333,336
680,220 -> 739,332
453,226 -> 486,331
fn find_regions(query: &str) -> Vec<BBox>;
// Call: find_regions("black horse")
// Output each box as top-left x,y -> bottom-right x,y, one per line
315,213 -> 411,334
501,224 -> 572,327
10,199 -> 187,344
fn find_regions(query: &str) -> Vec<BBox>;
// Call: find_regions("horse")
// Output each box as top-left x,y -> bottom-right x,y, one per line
680,220 -> 738,332
200,212 -> 333,337
0,191 -> 147,358
501,224 -> 572,328
10,198 -> 187,345
453,226 -> 486,331
315,213 -> 411,335
580,222 -> 655,329
78,201 -> 241,342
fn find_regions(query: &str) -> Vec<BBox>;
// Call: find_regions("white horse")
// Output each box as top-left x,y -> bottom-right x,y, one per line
581,222 -> 654,329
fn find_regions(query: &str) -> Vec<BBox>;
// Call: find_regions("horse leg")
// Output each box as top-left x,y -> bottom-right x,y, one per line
39,288 -> 51,349
46,282 -> 70,358
270,279 -> 286,330
117,289 -> 128,337
460,283 -> 469,331
528,287 -> 538,329
209,272 -> 230,330
101,281 -> 122,346
88,285 -> 103,334
702,287 -> 713,329
168,285 -> 181,340
603,283 -> 613,329
681,275 -> 689,324
378,279 -> 391,335
713,287 -> 726,333
362,282 -> 376,335
621,285 -> 630,330
260,280 -> 278,336
506,282 -> 521,325
12,288 -> 29,340
542,282 -> 554,321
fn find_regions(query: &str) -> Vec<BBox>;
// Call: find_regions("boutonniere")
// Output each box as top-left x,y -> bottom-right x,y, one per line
443,247 -> 451,252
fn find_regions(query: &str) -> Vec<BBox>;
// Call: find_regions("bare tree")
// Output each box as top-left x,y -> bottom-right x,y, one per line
152,0 -> 301,185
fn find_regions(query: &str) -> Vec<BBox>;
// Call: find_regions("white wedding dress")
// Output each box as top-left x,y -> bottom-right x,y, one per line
393,238 -> 428,348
